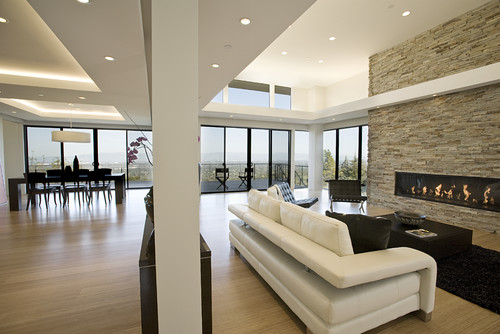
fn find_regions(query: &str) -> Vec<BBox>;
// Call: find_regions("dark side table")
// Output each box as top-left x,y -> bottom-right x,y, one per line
383,214 -> 473,260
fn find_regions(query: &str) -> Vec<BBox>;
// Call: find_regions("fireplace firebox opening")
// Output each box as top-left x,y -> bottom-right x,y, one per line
395,172 -> 500,213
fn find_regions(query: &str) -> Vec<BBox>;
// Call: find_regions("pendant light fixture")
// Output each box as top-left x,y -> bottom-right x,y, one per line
51,116 -> 90,143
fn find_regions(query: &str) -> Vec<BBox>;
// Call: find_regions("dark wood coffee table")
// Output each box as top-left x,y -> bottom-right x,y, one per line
382,214 -> 473,260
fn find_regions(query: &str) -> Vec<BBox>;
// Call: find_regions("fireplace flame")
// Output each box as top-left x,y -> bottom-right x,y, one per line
411,186 -> 416,194
423,186 -> 428,195
435,184 -> 442,197
484,187 -> 492,204
463,185 -> 472,201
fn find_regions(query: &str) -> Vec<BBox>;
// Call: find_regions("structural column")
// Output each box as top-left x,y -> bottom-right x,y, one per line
308,124 -> 324,192
151,1 -> 202,333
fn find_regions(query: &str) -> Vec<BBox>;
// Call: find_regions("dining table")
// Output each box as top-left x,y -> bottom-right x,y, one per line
8,173 -> 126,211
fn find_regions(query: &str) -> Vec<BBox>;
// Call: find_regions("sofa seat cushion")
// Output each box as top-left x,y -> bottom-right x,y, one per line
229,219 -> 421,325
325,211 -> 392,254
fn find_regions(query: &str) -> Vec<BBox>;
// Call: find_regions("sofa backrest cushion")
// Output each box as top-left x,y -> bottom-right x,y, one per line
248,189 -> 263,211
281,203 -> 354,256
267,185 -> 281,200
259,195 -> 282,224
280,202 -> 305,233
247,189 -> 281,223
325,211 -> 392,254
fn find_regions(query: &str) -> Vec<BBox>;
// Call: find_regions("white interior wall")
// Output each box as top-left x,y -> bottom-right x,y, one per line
323,116 -> 369,131
2,120 -> 25,197
291,87 -> 308,111
152,0 -> 202,332
307,86 -> 326,111
0,117 -> 5,202
325,71 -> 369,107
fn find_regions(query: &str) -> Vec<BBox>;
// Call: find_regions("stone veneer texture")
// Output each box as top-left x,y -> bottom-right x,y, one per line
367,84 -> 500,232
369,0 -> 500,96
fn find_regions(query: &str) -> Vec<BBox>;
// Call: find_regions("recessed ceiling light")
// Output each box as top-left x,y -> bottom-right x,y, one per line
281,51 -> 287,55
331,118 -> 336,121
12,111 -> 16,114
211,63 -> 220,68
68,103 -> 74,106
78,96 -> 86,100
318,60 -> 324,63
77,0 -> 91,4
329,36 -> 336,41
104,56 -> 115,61
0,17 -> 8,24
240,18 -> 251,25
230,115 -> 234,118
38,94 -> 44,97
402,11 -> 411,17
279,119 -> 283,122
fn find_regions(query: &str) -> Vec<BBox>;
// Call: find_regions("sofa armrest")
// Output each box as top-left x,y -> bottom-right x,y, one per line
282,238 -> 436,289
228,203 -> 251,220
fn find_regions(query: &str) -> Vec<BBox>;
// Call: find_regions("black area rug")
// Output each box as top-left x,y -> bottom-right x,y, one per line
436,245 -> 500,314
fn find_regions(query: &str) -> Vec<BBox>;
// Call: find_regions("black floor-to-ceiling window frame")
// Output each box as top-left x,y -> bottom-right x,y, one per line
24,125 -> 153,189
200,125 -> 291,193
323,125 -> 368,193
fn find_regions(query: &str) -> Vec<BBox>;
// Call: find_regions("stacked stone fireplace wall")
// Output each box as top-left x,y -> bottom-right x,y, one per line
367,1 -> 500,232
369,0 -> 500,96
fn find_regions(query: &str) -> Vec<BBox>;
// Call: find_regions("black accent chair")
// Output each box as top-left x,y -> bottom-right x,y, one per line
326,179 -> 367,212
274,182 -> 318,208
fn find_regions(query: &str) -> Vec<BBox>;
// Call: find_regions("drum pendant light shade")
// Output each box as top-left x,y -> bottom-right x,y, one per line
51,130 -> 91,143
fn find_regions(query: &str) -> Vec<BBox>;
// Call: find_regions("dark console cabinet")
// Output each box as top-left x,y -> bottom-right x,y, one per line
139,217 -> 212,333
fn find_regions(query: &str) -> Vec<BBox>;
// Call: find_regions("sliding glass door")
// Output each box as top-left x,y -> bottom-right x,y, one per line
271,130 -> 290,186
200,127 -> 225,193
226,128 -> 247,192
251,129 -> 269,190
200,126 -> 290,193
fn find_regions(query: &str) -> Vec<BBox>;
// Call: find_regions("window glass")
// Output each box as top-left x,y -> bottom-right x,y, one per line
62,128 -> 94,171
361,126 -> 369,195
211,90 -> 223,103
294,131 -> 308,188
127,130 -> 153,188
338,127 -> 359,180
323,130 -> 336,187
274,85 -> 291,110
228,80 -> 270,108
27,127 -> 61,172
98,129 -> 126,174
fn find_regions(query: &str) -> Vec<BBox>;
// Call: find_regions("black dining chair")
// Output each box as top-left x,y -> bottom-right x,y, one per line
46,169 -> 65,205
87,169 -> 112,204
25,172 -> 58,210
62,169 -> 89,206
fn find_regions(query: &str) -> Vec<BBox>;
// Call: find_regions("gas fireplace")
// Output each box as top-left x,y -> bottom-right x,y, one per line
395,172 -> 500,213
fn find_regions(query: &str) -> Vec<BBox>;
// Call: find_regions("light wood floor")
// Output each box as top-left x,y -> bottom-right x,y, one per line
1,189 -> 498,333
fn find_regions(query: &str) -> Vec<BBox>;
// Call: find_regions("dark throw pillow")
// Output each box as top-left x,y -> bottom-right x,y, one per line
325,211 -> 392,254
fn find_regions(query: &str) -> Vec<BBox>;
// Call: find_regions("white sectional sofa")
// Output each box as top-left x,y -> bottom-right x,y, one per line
228,189 -> 437,334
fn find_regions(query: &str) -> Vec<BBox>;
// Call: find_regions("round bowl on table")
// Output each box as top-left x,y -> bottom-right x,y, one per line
394,211 -> 426,226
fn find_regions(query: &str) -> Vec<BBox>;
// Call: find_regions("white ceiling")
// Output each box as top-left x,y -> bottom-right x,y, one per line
0,0 -> 493,127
